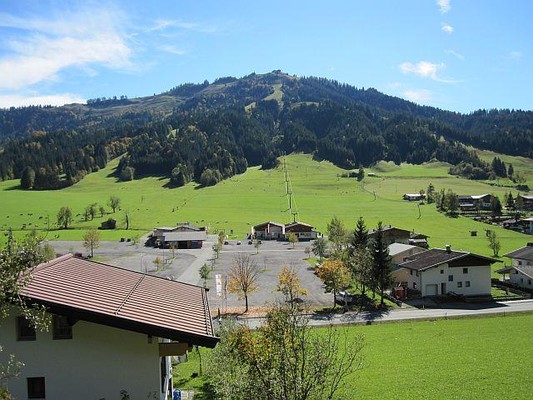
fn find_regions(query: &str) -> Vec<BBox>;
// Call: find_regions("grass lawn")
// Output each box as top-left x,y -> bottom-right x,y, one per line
0,153 -> 531,266
350,313 -> 533,399
176,313 -> 533,399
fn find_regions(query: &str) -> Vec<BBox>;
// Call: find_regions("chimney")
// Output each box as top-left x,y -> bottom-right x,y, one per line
445,244 -> 451,253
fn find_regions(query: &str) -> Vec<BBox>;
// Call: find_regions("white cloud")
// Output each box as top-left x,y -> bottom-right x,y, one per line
158,45 -> 186,56
400,61 -> 442,80
399,61 -> 458,83
0,93 -> 85,108
446,49 -> 465,60
441,23 -> 454,34
0,7 -> 132,90
437,0 -> 451,14
509,51 -> 523,60
147,19 -> 217,34
402,89 -> 432,104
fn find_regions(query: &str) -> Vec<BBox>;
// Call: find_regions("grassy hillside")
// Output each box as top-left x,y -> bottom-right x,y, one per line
1,153 -> 531,263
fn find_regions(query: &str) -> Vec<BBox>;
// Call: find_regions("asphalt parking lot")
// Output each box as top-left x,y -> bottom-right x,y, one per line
48,236 -> 332,312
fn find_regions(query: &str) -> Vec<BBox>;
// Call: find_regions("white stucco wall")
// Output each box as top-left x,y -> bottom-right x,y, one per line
509,269 -> 533,289
0,315 -> 167,400
406,263 -> 491,296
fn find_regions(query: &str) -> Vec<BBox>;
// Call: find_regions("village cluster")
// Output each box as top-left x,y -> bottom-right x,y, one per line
2,214 -> 532,399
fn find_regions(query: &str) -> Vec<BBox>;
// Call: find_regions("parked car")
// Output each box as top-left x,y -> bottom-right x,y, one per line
335,291 -> 355,306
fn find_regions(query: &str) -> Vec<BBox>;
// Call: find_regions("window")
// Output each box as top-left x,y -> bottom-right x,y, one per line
410,270 -> 413,275
52,315 -> 72,340
440,269 -> 444,274
463,268 -> 468,274
27,377 -> 45,398
528,279 -> 532,285
457,282 -> 463,288
17,316 -> 36,341
413,282 -> 417,289
518,261 -> 522,265
448,275 -> 454,282
416,271 -> 419,277
465,281 -> 471,287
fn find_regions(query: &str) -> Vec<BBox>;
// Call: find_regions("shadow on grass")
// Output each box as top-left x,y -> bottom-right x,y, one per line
193,382 -> 217,400
4,184 -> 22,191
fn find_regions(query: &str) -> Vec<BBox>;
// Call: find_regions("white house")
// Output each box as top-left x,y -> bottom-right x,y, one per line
498,244 -> 533,290
0,254 -> 218,400
399,247 -> 497,297
403,193 -> 425,201
389,243 -> 427,286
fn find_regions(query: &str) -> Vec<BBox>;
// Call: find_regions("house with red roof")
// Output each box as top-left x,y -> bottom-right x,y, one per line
0,254 -> 218,400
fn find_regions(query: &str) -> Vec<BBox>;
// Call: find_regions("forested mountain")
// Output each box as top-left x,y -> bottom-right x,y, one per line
0,71 -> 531,189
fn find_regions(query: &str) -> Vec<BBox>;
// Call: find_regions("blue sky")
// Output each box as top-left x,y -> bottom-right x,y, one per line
0,0 -> 531,113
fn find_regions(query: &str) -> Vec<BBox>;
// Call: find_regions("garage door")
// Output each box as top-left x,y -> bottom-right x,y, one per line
425,284 -> 438,296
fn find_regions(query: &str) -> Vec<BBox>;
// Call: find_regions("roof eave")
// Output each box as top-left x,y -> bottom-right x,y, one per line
23,297 -> 220,348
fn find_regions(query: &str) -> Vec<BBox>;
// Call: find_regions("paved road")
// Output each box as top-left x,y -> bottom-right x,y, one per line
238,299 -> 533,329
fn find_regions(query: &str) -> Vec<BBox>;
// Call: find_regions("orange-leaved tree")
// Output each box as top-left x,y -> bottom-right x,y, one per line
316,259 -> 351,308
276,266 -> 308,304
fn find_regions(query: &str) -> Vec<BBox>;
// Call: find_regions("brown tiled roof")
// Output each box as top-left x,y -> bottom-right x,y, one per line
399,248 -> 497,271
20,254 -> 218,347
504,245 -> 533,262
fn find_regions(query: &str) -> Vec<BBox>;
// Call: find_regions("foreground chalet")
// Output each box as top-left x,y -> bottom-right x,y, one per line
397,247 -> 497,298
0,254 -> 218,400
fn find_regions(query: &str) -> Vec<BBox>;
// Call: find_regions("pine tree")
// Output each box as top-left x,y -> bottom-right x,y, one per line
372,222 -> 392,308
426,183 -> 435,204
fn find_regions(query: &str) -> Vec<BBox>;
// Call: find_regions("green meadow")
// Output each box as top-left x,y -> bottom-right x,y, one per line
176,314 -> 533,400
0,153 -> 531,265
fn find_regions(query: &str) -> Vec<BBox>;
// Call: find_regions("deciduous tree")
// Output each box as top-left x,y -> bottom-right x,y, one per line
206,302 -> 364,400
20,166 -> 35,190
108,196 -> 121,213
1,234 -> 51,395
276,266 -> 308,303
311,237 -> 328,262
444,189 -> 459,216
326,216 -> 347,257
199,263 -> 210,287
316,259 -> 351,308
227,254 -> 260,313
487,231 -> 501,257
287,231 -> 298,248
82,228 -> 100,258
56,206 -> 72,229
